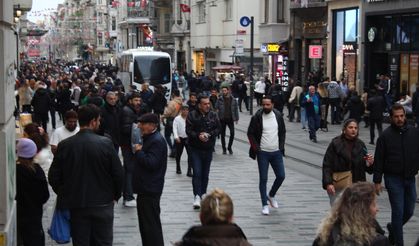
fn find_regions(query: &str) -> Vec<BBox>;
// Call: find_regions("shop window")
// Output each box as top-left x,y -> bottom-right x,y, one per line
412,15 -> 419,50
344,9 -> 358,42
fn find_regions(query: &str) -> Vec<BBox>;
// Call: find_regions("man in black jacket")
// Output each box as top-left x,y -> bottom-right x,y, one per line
186,95 -> 221,209
247,96 -> 286,215
99,91 -> 120,151
367,89 -> 386,145
31,83 -> 51,131
120,92 -> 143,207
133,113 -> 167,246
373,104 -> 419,246
48,104 -> 124,246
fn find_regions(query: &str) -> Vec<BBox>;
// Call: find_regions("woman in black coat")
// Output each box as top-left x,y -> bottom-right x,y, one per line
322,119 -> 374,205
15,138 -> 50,246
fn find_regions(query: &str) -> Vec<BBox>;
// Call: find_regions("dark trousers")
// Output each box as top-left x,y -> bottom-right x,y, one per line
121,148 -> 135,201
289,104 -> 300,122
329,98 -> 341,123
308,114 -> 320,140
70,204 -> 114,246
164,118 -> 174,152
384,175 -> 417,246
175,137 -> 192,172
21,104 -> 32,113
369,118 -> 383,143
238,96 -> 249,111
50,108 -> 56,129
190,147 -> 213,197
136,194 -> 164,246
17,216 -> 45,246
220,119 -> 235,151
33,113 -> 48,132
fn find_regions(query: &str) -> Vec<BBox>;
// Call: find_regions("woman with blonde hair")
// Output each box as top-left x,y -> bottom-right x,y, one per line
313,182 -> 389,246
176,188 -> 251,245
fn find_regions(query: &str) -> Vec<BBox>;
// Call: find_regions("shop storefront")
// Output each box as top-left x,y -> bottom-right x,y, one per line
192,50 -> 205,75
332,7 -> 359,88
261,42 -> 290,91
364,8 -> 419,96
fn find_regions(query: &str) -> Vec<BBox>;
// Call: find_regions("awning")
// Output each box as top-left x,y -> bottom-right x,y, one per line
211,65 -> 243,71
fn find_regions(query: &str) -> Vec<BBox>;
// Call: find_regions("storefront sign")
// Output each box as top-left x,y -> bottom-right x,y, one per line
309,45 -> 322,59
342,43 -> 357,52
368,27 -> 377,42
367,0 -> 385,2
261,43 -> 281,55
276,55 -> 289,91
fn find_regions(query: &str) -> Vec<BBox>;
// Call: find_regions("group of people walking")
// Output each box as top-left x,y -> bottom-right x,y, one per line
14,59 -> 419,246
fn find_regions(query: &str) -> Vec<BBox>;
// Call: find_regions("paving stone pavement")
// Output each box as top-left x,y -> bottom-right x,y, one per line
41,109 -> 418,246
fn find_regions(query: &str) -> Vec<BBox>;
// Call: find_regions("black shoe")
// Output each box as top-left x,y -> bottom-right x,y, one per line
176,170 -> 182,174
311,138 -> 317,143
187,172 -> 193,177
228,148 -> 233,155
369,141 -> 375,145
387,223 -> 395,245
169,152 -> 175,158
222,148 -> 227,155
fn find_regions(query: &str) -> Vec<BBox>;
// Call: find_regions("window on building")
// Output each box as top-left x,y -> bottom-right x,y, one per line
277,0 -> 284,23
164,13 -> 171,33
98,12 -> 103,24
198,2 -> 206,23
112,16 -> 116,31
264,0 -> 269,23
225,0 -> 232,20
344,9 -> 358,42
98,33 -> 103,45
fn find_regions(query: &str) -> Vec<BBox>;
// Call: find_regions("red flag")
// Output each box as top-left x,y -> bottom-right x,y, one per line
127,2 -> 135,7
180,4 -> 190,13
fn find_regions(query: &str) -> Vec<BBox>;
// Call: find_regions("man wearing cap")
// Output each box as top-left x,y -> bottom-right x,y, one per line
48,104 -> 124,246
133,113 -> 167,246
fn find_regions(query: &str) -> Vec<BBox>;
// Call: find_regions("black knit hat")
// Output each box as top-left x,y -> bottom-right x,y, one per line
138,113 -> 159,124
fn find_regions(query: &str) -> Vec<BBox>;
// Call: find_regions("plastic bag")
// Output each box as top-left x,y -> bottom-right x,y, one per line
131,123 -> 142,153
48,207 -> 71,244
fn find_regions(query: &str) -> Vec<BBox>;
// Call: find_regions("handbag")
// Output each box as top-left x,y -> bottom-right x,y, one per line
48,206 -> 71,244
332,171 -> 352,191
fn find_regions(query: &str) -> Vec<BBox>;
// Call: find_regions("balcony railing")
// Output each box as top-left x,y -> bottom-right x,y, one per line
290,0 -> 326,9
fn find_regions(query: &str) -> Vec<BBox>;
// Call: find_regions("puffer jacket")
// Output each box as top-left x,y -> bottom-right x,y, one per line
215,95 -> 239,122
176,224 -> 252,246
373,124 -> 419,183
322,135 -> 372,190
327,82 -> 342,99
186,109 -> 221,150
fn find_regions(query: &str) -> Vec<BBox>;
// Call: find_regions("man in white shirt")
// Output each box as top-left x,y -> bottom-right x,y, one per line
50,110 -> 80,155
173,105 -> 192,176
247,96 -> 286,215
254,77 -> 266,106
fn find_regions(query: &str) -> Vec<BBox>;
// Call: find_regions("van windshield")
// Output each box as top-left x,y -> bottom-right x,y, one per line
133,56 -> 171,86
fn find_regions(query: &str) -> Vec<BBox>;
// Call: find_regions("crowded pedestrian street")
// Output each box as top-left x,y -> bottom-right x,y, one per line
35,109 -> 419,246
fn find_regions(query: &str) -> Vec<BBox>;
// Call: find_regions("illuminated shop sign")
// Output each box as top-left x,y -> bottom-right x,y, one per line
261,43 -> 281,54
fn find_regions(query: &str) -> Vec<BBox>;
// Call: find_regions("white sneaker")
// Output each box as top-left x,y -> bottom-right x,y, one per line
268,196 -> 279,208
193,195 -> 201,209
124,199 -> 137,207
262,205 -> 270,215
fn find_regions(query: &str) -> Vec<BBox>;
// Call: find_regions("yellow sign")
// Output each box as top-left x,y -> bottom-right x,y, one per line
267,44 -> 280,53
0,233 -> 5,246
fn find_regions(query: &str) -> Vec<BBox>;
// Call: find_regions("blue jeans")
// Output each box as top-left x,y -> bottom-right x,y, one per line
384,175 -> 417,246
190,147 -> 213,197
301,107 -> 307,128
257,150 -> 286,206
308,114 -> 320,140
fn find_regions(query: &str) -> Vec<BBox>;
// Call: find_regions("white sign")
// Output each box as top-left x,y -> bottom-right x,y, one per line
235,39 -> 244,56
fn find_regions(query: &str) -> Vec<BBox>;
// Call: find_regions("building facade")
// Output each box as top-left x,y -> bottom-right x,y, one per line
190,0 -> 261,78
362,0 -> 419,97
